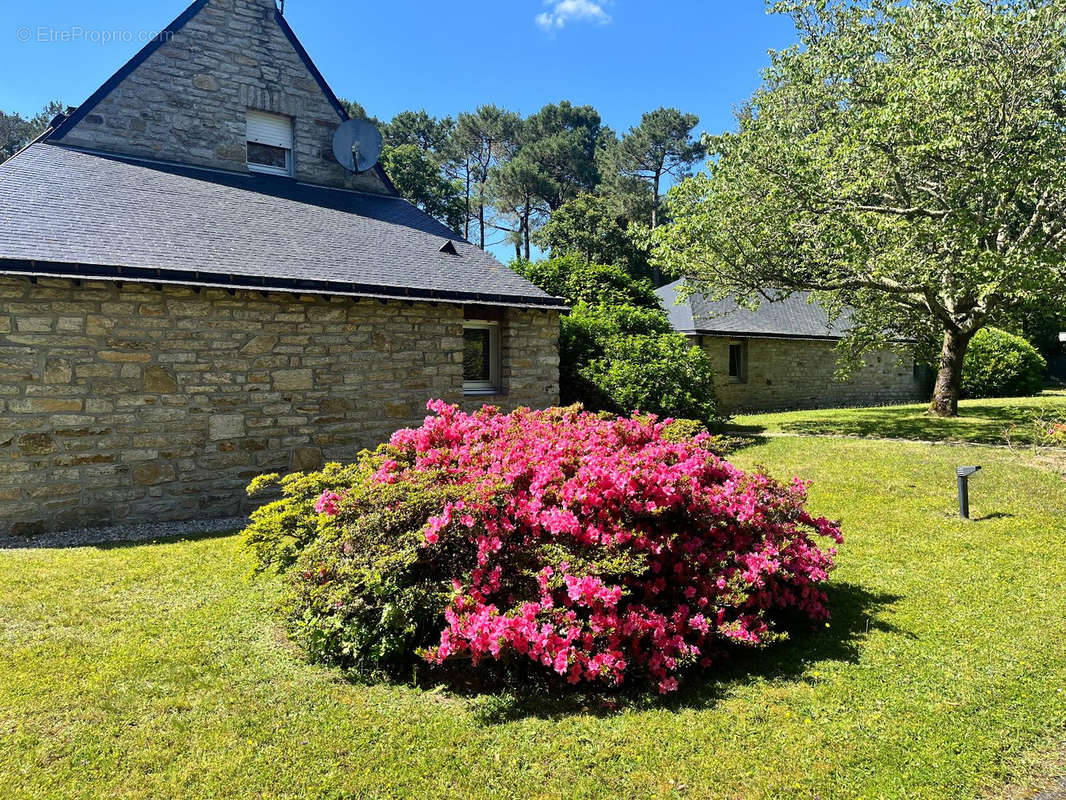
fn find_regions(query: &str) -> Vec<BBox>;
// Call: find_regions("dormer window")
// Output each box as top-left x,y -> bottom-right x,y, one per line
246,110 -> 293,176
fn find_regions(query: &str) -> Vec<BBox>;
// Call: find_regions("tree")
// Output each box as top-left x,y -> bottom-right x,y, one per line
1,100 -> 64,162
533,193 -> 650,279
380,144 -> 465,231
654,0 -> 1066,417
490,150 -> 550,261
338,99 -> 382,127
453,106 -> 520,247
610,107 -> 705,232
340,103 -> 464,232
381,110 -> 454,153
521,101 -> 605,210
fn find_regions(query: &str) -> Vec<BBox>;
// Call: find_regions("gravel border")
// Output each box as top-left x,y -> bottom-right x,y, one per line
0,516 -> 248,550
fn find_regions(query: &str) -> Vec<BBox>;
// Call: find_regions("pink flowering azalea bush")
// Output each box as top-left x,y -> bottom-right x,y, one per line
245,401 -> 842,693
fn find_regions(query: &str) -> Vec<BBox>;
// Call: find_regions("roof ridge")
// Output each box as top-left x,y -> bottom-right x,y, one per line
44,0 -> 400,198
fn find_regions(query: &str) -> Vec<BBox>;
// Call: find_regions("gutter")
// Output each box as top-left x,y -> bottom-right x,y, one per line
0,259 -> 569,312
683,329 -> 844,343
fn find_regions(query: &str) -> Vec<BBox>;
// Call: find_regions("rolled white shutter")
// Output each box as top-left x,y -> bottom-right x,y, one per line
246,111 -> 293,149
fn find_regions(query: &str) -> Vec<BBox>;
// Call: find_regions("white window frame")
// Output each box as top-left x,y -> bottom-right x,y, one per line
246,110 -> 293,176
463,320 -> 501,394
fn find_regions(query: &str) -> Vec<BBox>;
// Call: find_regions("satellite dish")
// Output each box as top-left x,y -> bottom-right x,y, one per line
332,118 -> 383,173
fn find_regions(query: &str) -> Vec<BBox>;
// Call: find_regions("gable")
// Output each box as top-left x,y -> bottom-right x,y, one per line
51,0 -> 392,194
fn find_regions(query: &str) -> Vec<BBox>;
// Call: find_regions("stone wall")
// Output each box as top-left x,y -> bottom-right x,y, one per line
699,335 -> 926,413
55,0 -> 388,194
0,276 -> 559,536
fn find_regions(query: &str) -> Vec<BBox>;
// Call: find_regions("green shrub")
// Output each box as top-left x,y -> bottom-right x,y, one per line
244,450 -> 476,673
560,301 -> 672,406
517,257 -> 724,425
244,461 -> 374,573
514,255 -> 659,309
560,303 -> 721,423
961,327 -> 1046,398
585,334 -> 721,424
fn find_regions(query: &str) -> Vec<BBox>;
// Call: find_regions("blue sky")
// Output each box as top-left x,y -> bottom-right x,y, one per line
2,0 -> 797,139
1,1 -> 798,256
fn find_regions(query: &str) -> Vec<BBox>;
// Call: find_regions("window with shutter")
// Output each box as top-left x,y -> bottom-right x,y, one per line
246,111 -> 293,176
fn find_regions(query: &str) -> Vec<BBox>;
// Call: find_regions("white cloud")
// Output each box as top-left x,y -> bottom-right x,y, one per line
535,0 -> 612,32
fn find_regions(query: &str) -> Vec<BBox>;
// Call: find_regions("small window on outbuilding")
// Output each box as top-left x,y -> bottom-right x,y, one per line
728,340 -> 748,383
246,110 -> 293,176
463,321 -> 501,394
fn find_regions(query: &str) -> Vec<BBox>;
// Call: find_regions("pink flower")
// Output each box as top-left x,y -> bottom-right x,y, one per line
314,490 -> 344,516
367,400 -> 841,691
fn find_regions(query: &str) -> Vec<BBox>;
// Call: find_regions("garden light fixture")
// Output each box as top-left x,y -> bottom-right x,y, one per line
956,466 -> 982,519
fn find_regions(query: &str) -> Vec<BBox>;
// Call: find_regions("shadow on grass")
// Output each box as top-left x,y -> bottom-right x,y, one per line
718,433 -> 774,451
457,581 -> 903,726
729,396 -> 1064,446
0,525 -> 242,551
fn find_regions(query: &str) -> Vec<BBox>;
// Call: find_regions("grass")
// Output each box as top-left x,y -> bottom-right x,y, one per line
2,435 -> 1065,798
730,389 -> 1066,446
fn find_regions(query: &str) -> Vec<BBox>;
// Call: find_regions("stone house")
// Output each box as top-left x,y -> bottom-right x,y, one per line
0,0 -> 563,536
656,281 -> 926,413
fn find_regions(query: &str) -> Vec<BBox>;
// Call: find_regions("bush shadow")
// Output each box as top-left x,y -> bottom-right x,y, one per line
736,399 -> 1056,445
461,581 -> 904,726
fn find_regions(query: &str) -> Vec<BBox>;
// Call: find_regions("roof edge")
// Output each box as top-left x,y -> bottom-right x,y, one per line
0,259 -> 569,311
48,0 -> 210,140
684,329 -> 844,342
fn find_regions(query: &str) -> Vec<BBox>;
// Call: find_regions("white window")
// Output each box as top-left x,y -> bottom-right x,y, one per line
463,321 -> 501,394
246,110 -> 293,176
728,340 -> 748,383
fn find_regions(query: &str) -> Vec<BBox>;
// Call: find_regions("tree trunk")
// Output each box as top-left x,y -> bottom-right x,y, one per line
463,158 -> 471,241
478,187 -> 485,249
929,328 -> 972,417
650,172 -> 662,285
522,205 -> 531,261
651,172 -> 660,230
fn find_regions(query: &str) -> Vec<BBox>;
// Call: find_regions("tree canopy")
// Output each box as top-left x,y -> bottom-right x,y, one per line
337,98 -> 701,281
655,0 -> 1066,416
1,100 -> 64,161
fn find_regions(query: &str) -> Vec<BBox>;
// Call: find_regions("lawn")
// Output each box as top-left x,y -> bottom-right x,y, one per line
2,435 -> 1065,798
730,389 -> 1066,446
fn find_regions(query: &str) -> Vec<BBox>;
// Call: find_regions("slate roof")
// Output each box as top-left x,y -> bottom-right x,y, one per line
0,144 -> 562,307
656,280 -> 851,340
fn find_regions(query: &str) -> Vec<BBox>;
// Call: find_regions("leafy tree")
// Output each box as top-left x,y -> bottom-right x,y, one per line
338,99 -> 382,127
380,144 -> 465,231
514,254 -> 659,308
340,103 -> 464,232
1,100 -> 64,161
654,0 -> 1066,416
533,193 -> 650,279
381,110 -> 454,153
